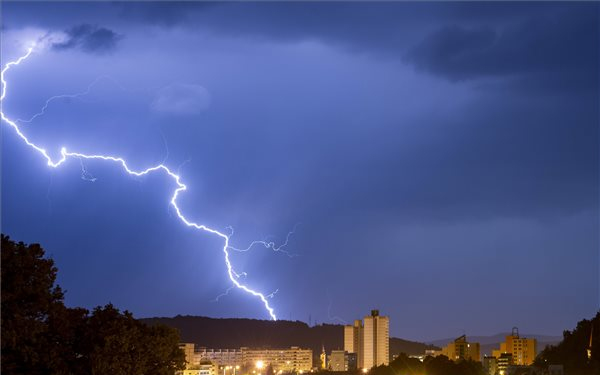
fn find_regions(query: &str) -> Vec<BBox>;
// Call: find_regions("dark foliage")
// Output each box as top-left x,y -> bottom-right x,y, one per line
534,311 -> 600,375
367,353 -> 484,375
1,234 -> 186,375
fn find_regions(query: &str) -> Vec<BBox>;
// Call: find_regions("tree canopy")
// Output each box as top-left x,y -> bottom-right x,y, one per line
1,234 -> 186,375
367,353 -> 484,375
535,311 -> 600,375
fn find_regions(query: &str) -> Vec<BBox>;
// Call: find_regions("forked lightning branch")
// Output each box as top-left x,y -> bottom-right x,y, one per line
1,46 -> 281,320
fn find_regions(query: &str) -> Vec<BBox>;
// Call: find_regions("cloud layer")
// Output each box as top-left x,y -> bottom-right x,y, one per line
151,83 -> 211,116
1,2 -> 597,340
52,24 -> 122,53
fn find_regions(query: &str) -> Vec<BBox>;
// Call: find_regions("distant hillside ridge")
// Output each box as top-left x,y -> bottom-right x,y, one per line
141,315 -> 438,356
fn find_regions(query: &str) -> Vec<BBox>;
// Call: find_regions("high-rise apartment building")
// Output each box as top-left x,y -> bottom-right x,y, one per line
344,320 -> 363,368
492,328 -> 537,366
363,310 -> 389,368
344,310 -> 389,370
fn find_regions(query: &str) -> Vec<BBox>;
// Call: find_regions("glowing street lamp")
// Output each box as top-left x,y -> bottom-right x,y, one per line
256,360 -> 264,375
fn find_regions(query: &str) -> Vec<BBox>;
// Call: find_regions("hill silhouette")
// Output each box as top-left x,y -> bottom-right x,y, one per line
141,316 -> 438,357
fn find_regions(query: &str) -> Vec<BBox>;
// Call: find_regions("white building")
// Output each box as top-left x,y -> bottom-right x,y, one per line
195,348 -> 243,367
179,344 -> 312,374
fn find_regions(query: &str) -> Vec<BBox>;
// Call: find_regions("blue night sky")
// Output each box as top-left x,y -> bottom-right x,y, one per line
1,2 -> 598,341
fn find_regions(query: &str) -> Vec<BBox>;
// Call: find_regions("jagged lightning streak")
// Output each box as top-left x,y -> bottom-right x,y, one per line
1,47 -> 278,320
15,75 -> 121,124
228,223 -> 301,258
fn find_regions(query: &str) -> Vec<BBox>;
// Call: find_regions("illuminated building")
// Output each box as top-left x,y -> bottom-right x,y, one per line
492,328 -> 537,366
328,350 -> 350,372
180,343 -> 197,369
195,348 -> 243,367
344,310 -> 389,369
179,345 -> 311,373
482,356 -> 498,375
241,346 -> 312,373
346,353 -> 357,371
363,310 -> 389,368
344,320 -> 364,368
434,335 -> 480,362
344,310 -> 390,369
176,343 -> 218,375
496,352 -> 513,375
200,362 -> 219,375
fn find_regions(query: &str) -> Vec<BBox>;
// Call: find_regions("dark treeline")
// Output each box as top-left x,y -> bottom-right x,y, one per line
535,311 -> 600,375
375,354 -> 483,375
1,234 -> 186,375
314,355 -> 484,375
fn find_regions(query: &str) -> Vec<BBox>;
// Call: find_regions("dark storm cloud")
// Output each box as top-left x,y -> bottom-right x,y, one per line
114,2 -> 599,93
6,2 -> 598,72
404,8 -> 599,82
52,24 -> 122,54
2,1 -> 598,339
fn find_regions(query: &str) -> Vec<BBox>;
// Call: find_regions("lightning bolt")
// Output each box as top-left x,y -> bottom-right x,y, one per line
326,293 -> 348,325
15,75 -> 123,125
228,223 -> 301,258
212,286 -> 235,303
1,47 -> 280,320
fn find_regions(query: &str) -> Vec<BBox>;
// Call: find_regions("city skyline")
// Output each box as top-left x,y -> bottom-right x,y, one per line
1,2 -> 598,341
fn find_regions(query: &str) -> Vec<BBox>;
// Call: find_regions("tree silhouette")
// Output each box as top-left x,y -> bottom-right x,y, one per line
535,311 -> 600,375
1,234 -> 185,375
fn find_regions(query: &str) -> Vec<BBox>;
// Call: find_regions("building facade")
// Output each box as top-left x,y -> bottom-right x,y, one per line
179,344 -> 312,373
434,335 -> 480,362
344,309 -> 389,370
328,350 -> 348,372
492,328 -> 537,366
180,343 -> 197,369
241,347 -> 312,373
344,320 -> 364,368
496,352 -> 513,375
482,356 -> 498,375
195,348 -> 244,367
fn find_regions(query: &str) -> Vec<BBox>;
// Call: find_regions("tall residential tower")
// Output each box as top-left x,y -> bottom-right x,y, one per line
344,310 -> 389,369
344,320 -> 363,368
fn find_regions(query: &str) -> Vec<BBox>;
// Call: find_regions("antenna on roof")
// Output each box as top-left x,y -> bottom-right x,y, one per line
512,327 -> 519,338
